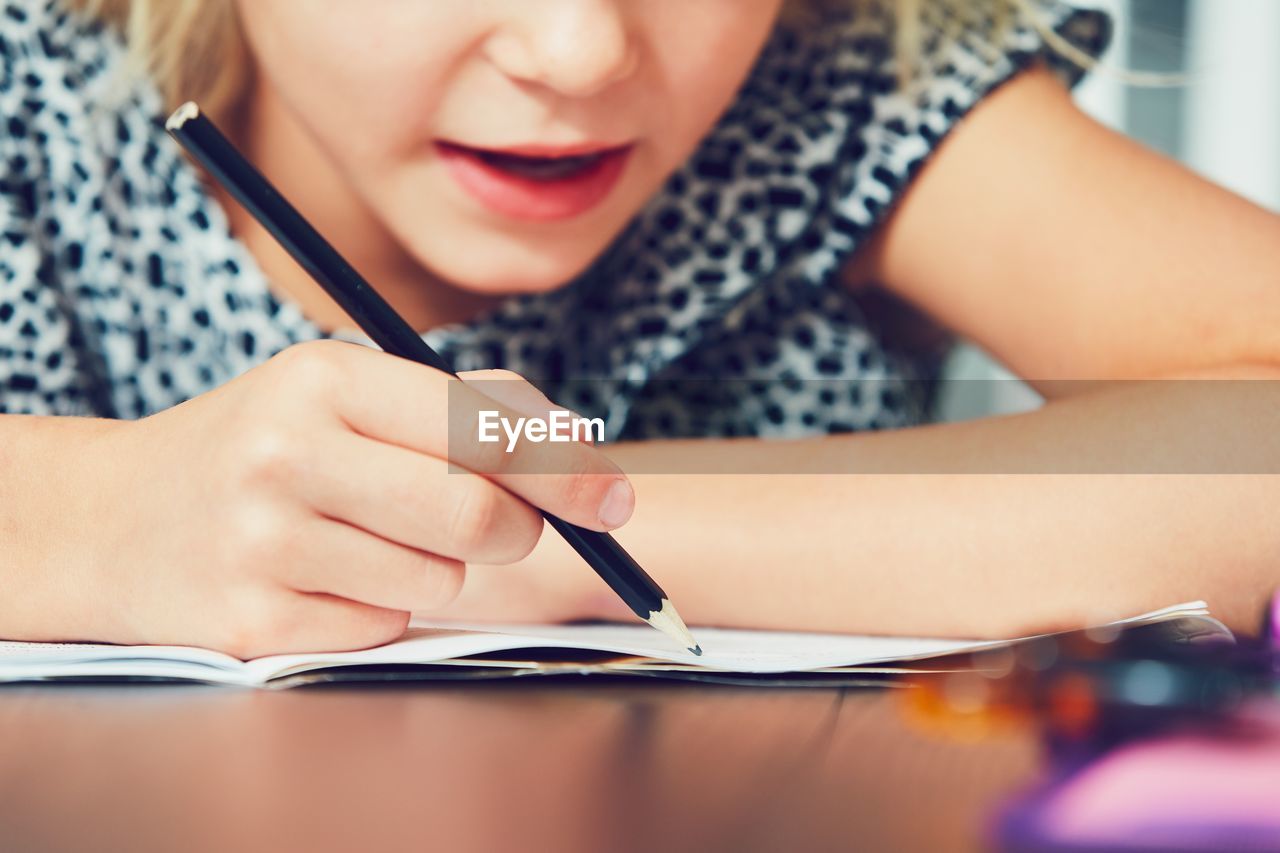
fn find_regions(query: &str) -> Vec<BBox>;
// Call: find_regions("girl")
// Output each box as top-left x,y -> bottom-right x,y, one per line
1,0 -> 1277,658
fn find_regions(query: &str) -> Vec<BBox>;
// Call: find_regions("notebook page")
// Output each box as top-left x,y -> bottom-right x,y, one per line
0,601 -> 1219,685
243,601 -> 1217,681
0,640 -> 242,667
243,625 -> 989,681
0,640 -> 247,684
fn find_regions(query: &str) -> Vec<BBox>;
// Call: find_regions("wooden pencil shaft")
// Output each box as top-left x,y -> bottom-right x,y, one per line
165,105 -> 669,619
546,516 -> 665,618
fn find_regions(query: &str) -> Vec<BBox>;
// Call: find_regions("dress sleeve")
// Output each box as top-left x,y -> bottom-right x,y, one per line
0,2 -> 112,416
906,0 -> 1113,120
789,0 -> 1115,271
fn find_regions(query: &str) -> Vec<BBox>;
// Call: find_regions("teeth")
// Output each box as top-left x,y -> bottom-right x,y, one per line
477,150 -> 605,181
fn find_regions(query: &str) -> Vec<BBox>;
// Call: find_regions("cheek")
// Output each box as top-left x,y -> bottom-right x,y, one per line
638,0 -> 785,163
235,2 -> 467,165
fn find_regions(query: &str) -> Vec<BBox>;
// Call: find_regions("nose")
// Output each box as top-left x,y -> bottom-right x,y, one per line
484,0 -> 639,98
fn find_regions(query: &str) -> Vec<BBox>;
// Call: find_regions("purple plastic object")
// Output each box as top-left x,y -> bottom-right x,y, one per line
996,704 -> 1280,852
1270,591 -> 1280,655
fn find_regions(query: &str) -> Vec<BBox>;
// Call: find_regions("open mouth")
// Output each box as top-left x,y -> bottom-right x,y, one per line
463,147 -> 617,181
435,140 -> 634,222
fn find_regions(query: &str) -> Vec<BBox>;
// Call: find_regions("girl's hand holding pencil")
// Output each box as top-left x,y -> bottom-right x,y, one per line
4,341 -> 632,658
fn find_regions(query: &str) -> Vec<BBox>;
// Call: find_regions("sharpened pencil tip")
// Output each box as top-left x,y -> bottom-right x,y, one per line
646,599 -> 702,657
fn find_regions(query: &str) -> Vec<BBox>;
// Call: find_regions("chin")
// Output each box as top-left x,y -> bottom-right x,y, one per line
416,232 -> 617,297
454,271 -> 576,297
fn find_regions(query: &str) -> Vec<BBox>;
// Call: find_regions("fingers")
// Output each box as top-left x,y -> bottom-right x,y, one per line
218,589 -> 411,659
288,343 -> 632,531
282,516 -> 466,612
447,406 -> 634,531
298,431 -> 546,564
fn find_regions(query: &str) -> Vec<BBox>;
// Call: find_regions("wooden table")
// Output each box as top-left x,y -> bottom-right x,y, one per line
0,681 -> 1045,853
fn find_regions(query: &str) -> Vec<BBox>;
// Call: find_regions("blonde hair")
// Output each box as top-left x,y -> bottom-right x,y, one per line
70,0 -> 1099,118
71,0 -> 249,117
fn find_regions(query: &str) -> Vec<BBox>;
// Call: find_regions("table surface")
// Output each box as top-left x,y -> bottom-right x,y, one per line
0,679 -> 1045,853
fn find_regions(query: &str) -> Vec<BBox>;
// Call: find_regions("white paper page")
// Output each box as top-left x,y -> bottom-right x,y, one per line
0,640 -> 247,684
244,600 -> 1218,681
0,601 -> 1220,685
0,660 -> 259,685
243,625 -> 989,681
0,640 -> 242,668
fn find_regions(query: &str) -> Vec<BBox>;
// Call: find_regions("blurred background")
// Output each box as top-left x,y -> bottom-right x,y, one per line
938,0 -> 1280,420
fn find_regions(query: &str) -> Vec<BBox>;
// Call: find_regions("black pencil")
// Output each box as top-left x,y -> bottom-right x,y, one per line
165,102 -> 702,656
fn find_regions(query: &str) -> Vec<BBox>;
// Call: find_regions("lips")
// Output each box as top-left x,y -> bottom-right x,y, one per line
435,140 -> 633,222
468,148 -> 612,181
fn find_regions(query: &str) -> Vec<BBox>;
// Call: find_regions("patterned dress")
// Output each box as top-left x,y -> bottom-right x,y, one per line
0,0 -> 1109,439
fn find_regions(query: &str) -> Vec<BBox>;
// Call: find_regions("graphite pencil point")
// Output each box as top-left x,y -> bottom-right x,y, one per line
646,599 -> 702,656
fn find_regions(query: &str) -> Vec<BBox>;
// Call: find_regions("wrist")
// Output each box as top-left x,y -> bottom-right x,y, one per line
536,527 -> 643,623
0,415 -> 128,641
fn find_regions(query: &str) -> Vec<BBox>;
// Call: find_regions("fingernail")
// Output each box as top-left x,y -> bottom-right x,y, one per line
597,480 -> 635,528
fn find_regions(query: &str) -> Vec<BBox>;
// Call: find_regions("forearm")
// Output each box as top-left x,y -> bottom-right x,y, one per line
506,378 -> 1280,639
0,415 -> 122,640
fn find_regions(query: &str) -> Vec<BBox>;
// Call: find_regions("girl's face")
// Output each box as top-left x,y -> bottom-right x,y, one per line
234,0 -> 785,296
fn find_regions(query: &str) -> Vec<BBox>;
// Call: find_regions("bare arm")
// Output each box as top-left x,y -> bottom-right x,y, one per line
455,378 -> 1280,638
449,68 -> 1280,639
847,66 -> 1280,390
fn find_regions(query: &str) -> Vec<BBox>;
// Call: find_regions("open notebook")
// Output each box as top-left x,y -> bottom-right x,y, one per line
0,602 -> 1228,689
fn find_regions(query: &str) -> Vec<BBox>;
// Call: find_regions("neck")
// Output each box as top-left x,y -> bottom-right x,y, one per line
221,83 -> 498,335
